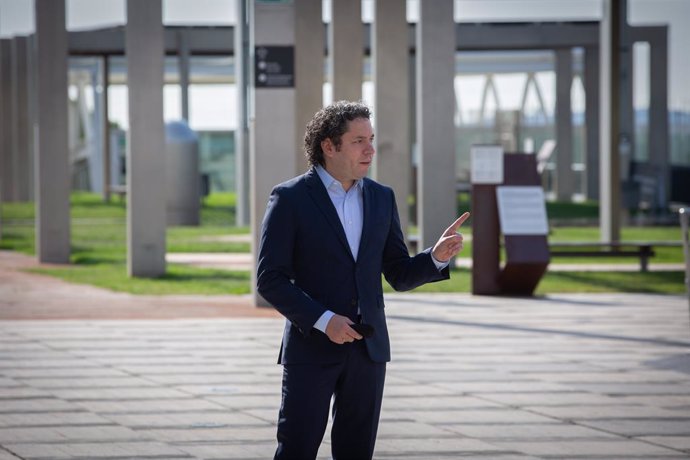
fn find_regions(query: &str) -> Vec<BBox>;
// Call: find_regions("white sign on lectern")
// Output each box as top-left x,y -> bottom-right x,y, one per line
471,145 -> 504,184
496,186 -> 549,235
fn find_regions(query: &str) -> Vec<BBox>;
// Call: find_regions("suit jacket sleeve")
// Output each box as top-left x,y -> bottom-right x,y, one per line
381,189 -> 450,291
256,185 -> 325,336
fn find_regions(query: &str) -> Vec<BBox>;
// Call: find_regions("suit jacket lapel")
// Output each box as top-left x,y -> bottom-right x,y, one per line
305,169 -> 353,260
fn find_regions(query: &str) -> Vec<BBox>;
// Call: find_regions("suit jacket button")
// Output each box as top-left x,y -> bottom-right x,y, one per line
351,299 -> 358,306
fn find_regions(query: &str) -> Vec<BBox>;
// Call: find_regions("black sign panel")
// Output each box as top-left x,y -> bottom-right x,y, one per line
255,45 -> 294,88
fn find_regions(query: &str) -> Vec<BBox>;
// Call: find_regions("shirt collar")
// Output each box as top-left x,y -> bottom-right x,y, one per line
315,165 -> 363,192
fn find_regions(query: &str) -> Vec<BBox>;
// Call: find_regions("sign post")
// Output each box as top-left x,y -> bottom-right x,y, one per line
471,145 -> 550,295
471,145 -> 503,295
680,208 -> 690,318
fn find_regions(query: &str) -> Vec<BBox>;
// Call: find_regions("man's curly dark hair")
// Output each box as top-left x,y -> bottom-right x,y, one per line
304,101 -> 372,168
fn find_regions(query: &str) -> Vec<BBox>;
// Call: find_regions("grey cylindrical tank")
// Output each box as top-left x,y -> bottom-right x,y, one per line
165,121 -> 200,226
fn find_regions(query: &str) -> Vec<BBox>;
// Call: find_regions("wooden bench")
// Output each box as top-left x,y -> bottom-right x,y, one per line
548,241 -> 682,272
109,185 -> 127,200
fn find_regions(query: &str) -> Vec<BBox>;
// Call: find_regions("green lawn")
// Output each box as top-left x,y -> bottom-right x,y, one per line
1,192 -> 686,295
31,263 -> 250,295
1,192 -> 250,295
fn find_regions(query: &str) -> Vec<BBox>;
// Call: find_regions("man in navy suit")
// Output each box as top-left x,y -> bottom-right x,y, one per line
257,101 -> 469,460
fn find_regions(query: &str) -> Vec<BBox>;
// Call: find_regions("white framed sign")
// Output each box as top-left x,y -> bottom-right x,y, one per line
496,186 -> 549,235
470,145 -> 504,184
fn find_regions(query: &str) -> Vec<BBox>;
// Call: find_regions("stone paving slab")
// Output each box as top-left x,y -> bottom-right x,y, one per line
1,292 -> 689,459
489,439 -> 686,457
4,441 -> 192,459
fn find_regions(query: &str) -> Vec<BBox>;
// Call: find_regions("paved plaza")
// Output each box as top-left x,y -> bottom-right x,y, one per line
1,252 -> 690,459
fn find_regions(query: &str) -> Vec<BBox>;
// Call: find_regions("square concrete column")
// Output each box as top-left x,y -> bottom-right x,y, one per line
584,46 -> 600,200
372,0 -> 410,238
11,37 -> 31,202
26,35 -> 36,202
177,31 -> 190,122
618,13 -> 634,185
416,0 -> 456,250
235,0 -> 250,226
599,0 -> 624,242
34,0 -> 70,263
126,0 -> 166,277
294,0 -> 323,174
555,48 -> 575,201
647,29 -> 669,209
250,1 -> 297,306
101,56 -> 111,202
0,39 -> 14,203
330,0 -> 362,101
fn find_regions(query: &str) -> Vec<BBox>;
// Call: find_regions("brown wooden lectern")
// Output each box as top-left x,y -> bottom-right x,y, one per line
471,153 -> 550,296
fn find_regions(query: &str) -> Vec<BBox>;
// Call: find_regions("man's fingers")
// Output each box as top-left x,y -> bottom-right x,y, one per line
443,212 -> 470,236
346,324 -> 363,340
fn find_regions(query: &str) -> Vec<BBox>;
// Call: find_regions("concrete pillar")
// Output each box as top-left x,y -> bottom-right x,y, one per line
373,0 -> 410,238
11,37 -> 31,202
35,0 -> 70,263
250,1 -> 297,306
416,0 -> 455,250
126,0 -> 166,277
0,40 -> 13,203
0,37 -> 4,231
619,10 -> 634,185
235,0 -> 250,226
101,56 -> 111,201
584,46 -> 600,200
178,31 -> 190,122
294,0 -> 323,174
648,29 -> 669,210
555,48 -> 575,201
330,0 -> 362,101
599,0 -> 624,242
26,35 -> 36,202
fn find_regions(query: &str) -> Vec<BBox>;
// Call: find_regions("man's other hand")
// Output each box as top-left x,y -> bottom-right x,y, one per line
431,212 -> 470,263
325,314 -> 363,344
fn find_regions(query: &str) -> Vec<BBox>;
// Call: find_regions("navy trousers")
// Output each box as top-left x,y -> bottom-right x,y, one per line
274,340 -> 386,460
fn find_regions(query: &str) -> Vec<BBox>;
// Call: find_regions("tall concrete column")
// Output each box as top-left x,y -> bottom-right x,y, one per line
235,0 -> 250,226
584,46 -> 600,200
600,0 -> 624,242
250,1 -> 297,306
555,48 -> 575,201
416,0 -> 455,250
178,31 -> 190,122
619,8 -> 634,185
11,37 -> 31,202
0,39 -> 14,203
330,0 -> 362,101
126,0 -> 166,277
26,35 -> 36,202
35,0 -> 70,263
294,0 -> 323,174
101,56 -> 111,202
647,30 -> 669,210
373,0 -> 410,238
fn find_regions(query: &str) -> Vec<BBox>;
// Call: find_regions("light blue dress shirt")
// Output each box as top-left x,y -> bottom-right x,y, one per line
312,165 -> 448,333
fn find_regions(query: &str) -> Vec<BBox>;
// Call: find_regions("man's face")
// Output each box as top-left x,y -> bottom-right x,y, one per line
322,117 -> 375,190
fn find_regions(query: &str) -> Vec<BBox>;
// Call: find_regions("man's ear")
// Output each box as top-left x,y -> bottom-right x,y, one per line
321,138 -> 335,158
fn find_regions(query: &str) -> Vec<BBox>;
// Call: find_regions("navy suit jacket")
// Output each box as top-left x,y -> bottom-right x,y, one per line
257,168 -> 449,364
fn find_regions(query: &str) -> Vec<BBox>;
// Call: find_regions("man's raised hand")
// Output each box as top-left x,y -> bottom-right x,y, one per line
431,212 -> 470,263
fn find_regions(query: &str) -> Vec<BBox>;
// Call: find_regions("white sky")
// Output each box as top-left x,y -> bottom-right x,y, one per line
1,0 -> 688,129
